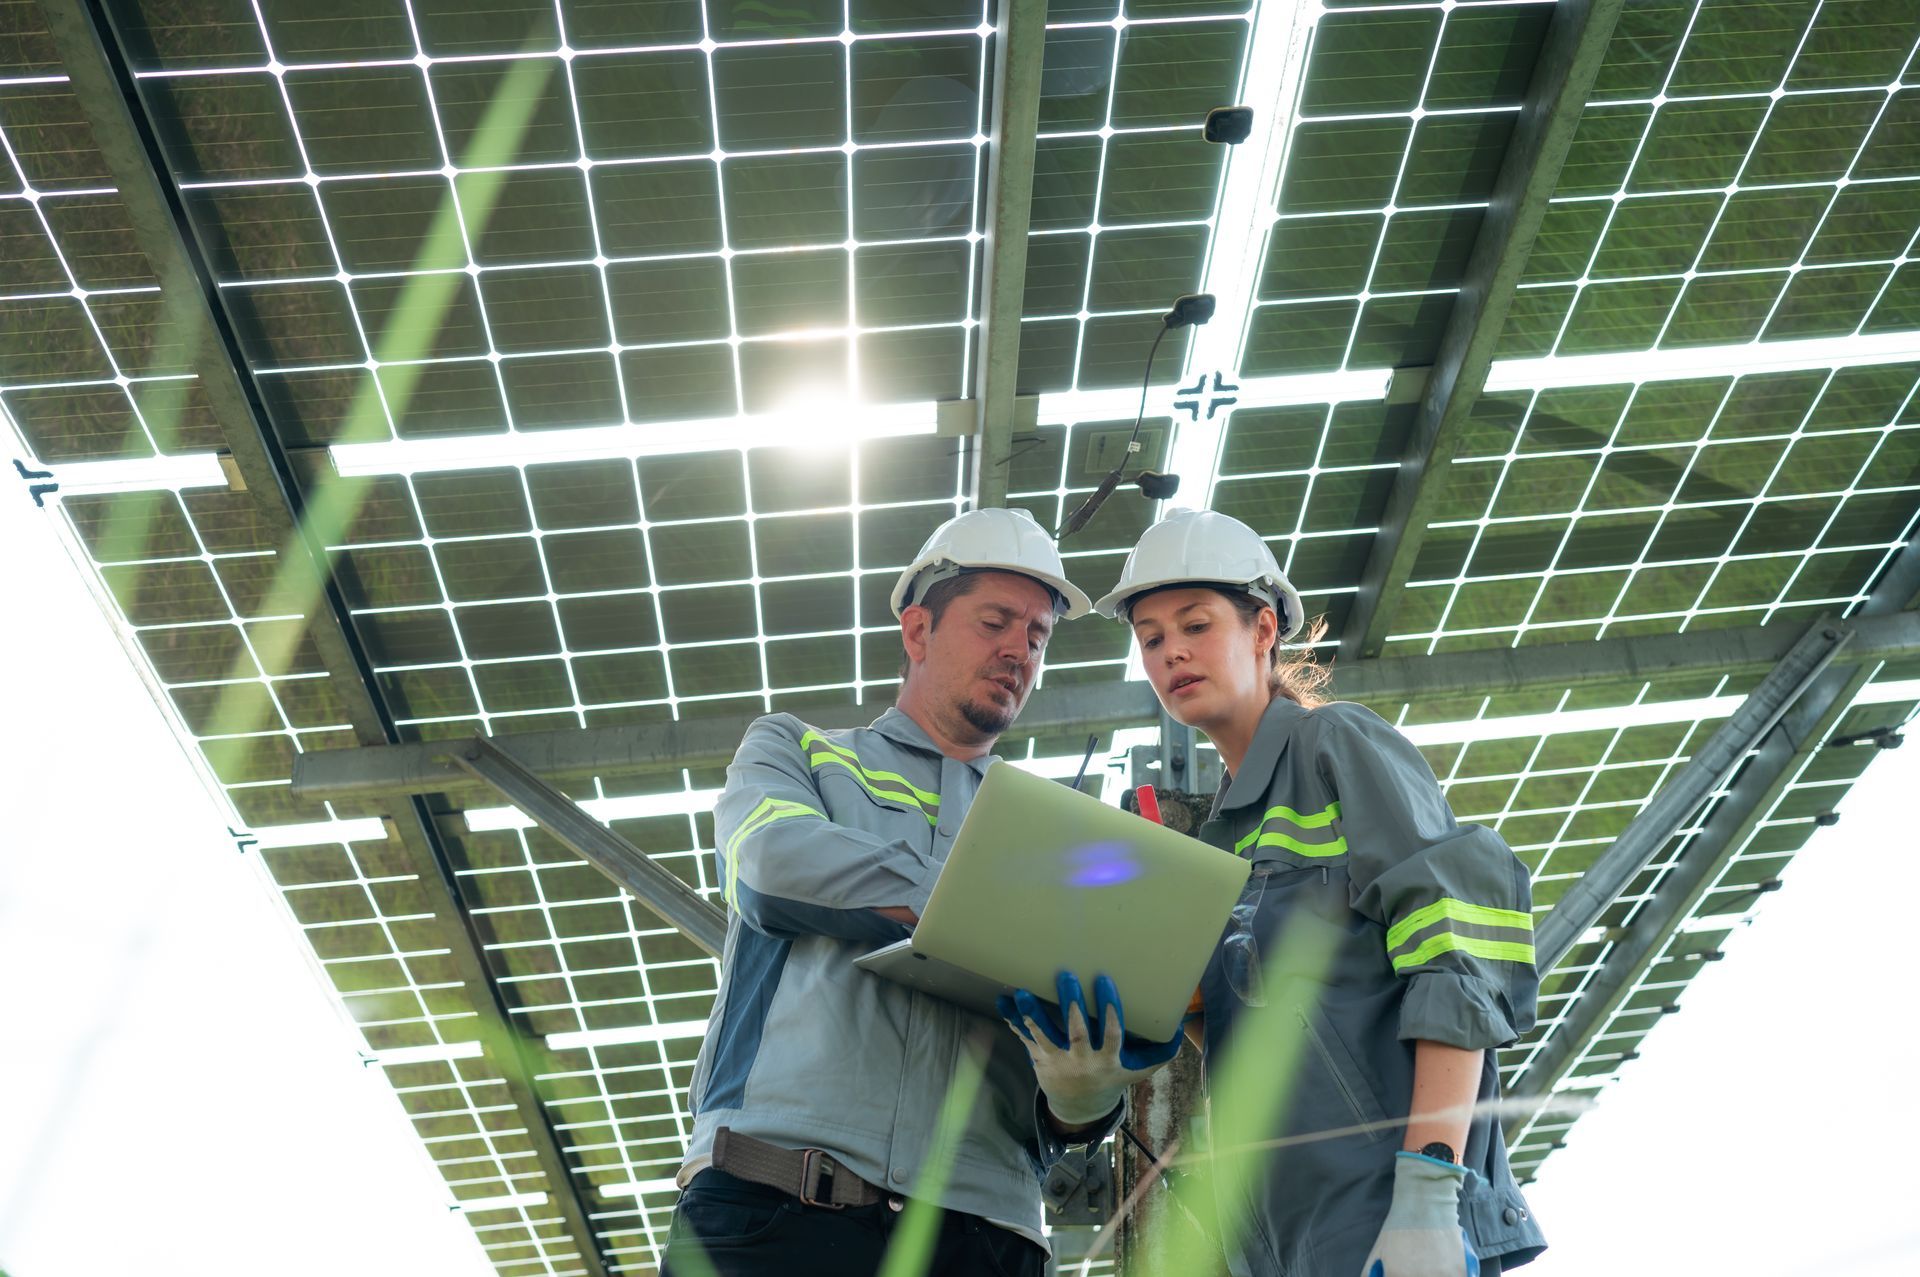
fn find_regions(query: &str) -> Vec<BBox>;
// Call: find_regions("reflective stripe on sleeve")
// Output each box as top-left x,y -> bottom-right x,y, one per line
1385,897 -> 1535,972
723,796 -> 825,906
1390,932 -> 1537,973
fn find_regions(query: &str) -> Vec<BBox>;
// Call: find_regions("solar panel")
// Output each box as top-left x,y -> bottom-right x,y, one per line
5,0 -> 1920,1271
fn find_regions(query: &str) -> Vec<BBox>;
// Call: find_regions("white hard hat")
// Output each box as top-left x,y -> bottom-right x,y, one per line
891,507 -> 1093,619
1094,509 -> 1304,639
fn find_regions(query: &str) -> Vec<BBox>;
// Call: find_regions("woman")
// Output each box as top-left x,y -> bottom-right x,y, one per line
1012,510 -> 1547,1276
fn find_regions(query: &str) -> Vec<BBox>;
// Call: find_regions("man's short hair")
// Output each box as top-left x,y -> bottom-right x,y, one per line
897,571 -> 987,680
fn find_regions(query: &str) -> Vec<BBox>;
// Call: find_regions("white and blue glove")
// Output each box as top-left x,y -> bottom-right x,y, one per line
997,972 -> 1183,1126
1361,1152 -> 1480,1277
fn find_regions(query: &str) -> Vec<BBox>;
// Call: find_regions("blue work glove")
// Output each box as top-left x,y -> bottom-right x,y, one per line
996,972 -> 1182,1126
1361,1153 -> 1479,1277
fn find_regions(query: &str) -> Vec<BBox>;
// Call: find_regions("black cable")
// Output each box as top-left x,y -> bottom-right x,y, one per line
1120,1122 -> 1158,1163
1070,733 -> 1100,792
1054,323 -> 1171,541
1120,323 -> 1171,461
1117,1121 -> 1211,1235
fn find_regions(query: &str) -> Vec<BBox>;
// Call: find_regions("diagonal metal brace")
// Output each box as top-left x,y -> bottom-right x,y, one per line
1511,535 -> 1920,1106
1532,615 -> 1854,972
451,736 -> 728,958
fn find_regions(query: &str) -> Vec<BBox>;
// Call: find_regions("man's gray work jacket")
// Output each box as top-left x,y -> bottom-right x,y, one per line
1196,696 -> 1548,1275
679,707 -> 1089,1247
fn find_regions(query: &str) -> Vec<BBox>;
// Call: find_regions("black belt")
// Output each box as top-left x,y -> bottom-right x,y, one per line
710,1127 -> 888,1209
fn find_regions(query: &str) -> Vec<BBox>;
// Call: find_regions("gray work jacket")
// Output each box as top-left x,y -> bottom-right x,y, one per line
679,707 -> 1092,1247
1196,697 -> 1548,1274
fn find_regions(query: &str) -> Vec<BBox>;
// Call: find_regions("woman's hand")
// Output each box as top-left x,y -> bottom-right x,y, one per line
997,972 -> 1182,1126
1359,1152 -> 1479,1277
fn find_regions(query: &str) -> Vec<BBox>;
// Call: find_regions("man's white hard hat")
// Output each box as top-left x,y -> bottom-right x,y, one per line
1094,509 -> 1304,639
890,507 -> 1093,620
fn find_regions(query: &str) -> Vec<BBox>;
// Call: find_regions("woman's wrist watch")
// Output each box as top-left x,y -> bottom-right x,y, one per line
1416,1141 -> 1458,1164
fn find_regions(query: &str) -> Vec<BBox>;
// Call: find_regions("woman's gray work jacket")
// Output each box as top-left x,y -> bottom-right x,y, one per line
1195,696 -> 1548,1275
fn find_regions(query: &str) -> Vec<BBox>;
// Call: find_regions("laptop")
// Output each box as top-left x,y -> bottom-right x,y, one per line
852,762 -> 1250,1042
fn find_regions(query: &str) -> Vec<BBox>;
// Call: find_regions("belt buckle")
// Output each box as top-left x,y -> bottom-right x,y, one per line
798,1148 -> 847,1210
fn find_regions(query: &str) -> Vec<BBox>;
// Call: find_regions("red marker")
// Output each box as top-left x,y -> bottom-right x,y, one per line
1134,784 -> 1162,825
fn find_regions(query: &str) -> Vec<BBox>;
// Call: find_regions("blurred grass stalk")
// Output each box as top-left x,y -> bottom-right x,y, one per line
878,1033 -> 991,1277
199,56 -> 554,743
1090,923 -> 1339,1276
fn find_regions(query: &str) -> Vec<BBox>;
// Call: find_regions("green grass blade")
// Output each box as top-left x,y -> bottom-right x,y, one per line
878,1032 -> 991,1277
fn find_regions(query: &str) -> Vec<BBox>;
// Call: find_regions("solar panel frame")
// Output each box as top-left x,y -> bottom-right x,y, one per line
8,0 -> 1920,1270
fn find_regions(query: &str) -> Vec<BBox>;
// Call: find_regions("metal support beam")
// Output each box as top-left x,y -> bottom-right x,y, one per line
969,0 -> 1048,509
451,738 -> 728,958
1511,537 -> 1920,1100
1341,0 -> 1625,661
295,612 -> 1920,804
298,682 -> 1153,803
1158,708 -> 1200,794
1866,532 -> 1920,613
1508,662 -> 1872,1101
1531,616 -> 1853,971
1115,745 -> 1219,1277
44,4 -> 610,1269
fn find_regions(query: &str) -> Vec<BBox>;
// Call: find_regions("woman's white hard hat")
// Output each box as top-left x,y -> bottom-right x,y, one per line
890,507 -> 1094,620
1094,508 -> 1304,639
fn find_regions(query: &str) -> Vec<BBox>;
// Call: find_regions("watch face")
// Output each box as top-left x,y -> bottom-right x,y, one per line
1418,1141 -> 1458,1164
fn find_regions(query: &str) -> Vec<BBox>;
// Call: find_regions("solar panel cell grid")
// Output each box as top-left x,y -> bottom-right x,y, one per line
8,0 -> 1920,1265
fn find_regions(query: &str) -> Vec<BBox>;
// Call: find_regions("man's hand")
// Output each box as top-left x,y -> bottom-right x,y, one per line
1360,1153 -> 1478,1277
997,972 -> 1181,1127
872,906 -> 919,926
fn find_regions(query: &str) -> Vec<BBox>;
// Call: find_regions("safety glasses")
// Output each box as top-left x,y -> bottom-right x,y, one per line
1220,865 -> 1275,1008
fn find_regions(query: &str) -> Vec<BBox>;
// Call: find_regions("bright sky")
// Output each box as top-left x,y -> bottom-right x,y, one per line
1522,716 -> 1920,1277
2,478 -> 1915,1276
0,487 -> 492,1276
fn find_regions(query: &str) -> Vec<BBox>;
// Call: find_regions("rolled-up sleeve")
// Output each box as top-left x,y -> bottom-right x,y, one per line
1315,703 -> 1539,1049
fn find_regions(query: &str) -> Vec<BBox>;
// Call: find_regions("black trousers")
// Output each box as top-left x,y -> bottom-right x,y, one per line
660,1168 -> 1047,1277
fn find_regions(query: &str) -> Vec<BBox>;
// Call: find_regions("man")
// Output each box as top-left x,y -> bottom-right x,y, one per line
662,507 -> 1144,1277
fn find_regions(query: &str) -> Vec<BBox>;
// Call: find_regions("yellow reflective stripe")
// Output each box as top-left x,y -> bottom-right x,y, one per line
725,799 -> 783,903
799,731 -> 940,810
807,753 -> 940,823
1385,897 -> 1534,955
1235,801 -> 1343,856
805,753 -> 940,823
726,799 -> 821,904
1242,830 -> 1349,858
1391,932 -> 1536,973
1272,800 -> 1341,828
726,797 -> 818,858
800,731 -> 860,762
723,797 -> 823,905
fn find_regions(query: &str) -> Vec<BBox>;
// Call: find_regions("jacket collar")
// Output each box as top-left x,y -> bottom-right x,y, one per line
870,705 -> 999,776
1214,696 -> 1314,814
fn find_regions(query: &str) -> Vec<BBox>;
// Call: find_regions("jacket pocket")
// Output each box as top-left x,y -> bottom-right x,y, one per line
1291,1001 -> 1390,1143
821,767 -> 938,824
803,737 -> 941,829
672,1172 -> 802,1249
